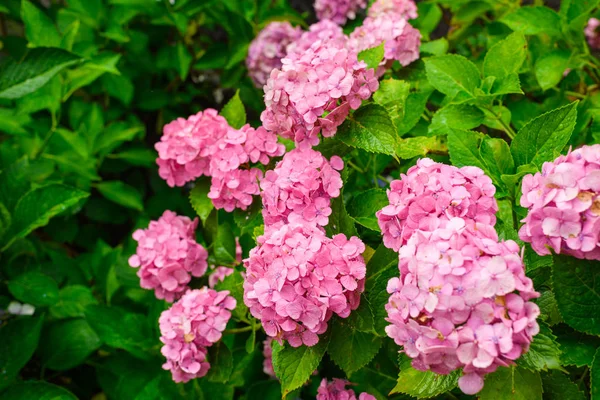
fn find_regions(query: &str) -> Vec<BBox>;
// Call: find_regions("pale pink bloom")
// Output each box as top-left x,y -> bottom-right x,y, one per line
314,0 -> 367,25
586,18 -> 600,49
367,0 -> 417,20
263,338 -> 276,377
317,378 -> 376,400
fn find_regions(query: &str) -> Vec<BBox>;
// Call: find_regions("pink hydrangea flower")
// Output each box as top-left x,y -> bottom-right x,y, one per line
208,267 -> 234,288
159,287 -> 236,383
263,338 -> 276,377
519,144 -> 600,260
262,24 -> 378,147
246,22 -> 303,87
243,224 -> 366,347
261,148 -> 344,229
367,0 -> 417,20
129,211 -> 208,302
156,108 -> 284,211
586,18 -> 600,49
317,378 -> 376,400
376,158 -> 498,252
314,0 -> 367,25
385,218 -> 540,395
285,20 -> 348,62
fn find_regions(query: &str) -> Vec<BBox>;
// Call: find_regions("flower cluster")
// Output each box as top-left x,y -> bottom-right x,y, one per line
208,267 -> 234,288
348,0 -> 421,72
263,338 -> 276,377
519,144 -> 600,260
244,223 -> 366,347
246,22 -> 302,88
586,18 -> 600,49
376,158 -> 498,252
159,288 -> 236,383
261,148 -> 344,229
317,378 -> 376,400
129,211 -> 208,302
314,0 -> 367,25
283,20 -> 348,63
385,219 -> 540,394
261,28 -> 378,147
156,109 -> 285,211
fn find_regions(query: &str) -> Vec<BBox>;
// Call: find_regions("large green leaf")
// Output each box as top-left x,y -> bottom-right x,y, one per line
366,245 -> 399,336
372,79 -> 410,130
271,335 -> 330,397
501,6 -> 562,36
0,48 -> 81,99
396,136 -> 447,160
555,328 -> 600,367
190,177 -> 214,224
49,285 -> 99,319
2,184 -> 89,250
518,323 -> 562,371
327,318 -> 382,376
535,50 -> 571,91
7,271 -> 59,307
346,189 -> 388,232
1,382 -> 77,400
220,90 -> 246,129
424,54 -> 481,100
542,370 -> 586,400
95,181 -> 143,211
0,158 -> 31,213
336,104 -> 398,156
0,316 -> 44,390
553,255 -> 600,335
510,102 -> 578,167
429,104 -> 484,135
483,32 -> 527,79
38,319 -> 101,370
206,341 -> 233,383
447,129 -> 488,171
479,366 -> 542,400
391,355 -> 459,398
21,0 -> 62,47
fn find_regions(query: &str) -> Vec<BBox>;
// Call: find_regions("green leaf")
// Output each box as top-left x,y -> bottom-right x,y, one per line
49,285 -> 98,319
3,183 -> 88,251
424,54 -> 481,100
0,316 -> 44,390
372,79 -> 410,130
206,341 -> 233,383
39,318 -> 101,370
176,42 -> 193,80
358,43 -> 385,70
480,136 -> 515,186
535,291 -> 562,326
593,348 -> 600,400
220,90 -> 246,129
213,222 -> 237,264
447,129 -> 487,171
108,149 -> 156,167
21,0 -> 61,47
337,104 -> 398,156
391,355 -> 459,397
271,335 -> 330,397
510,102 -> 578,168
420,38 -> 448,56
85,305 -> 153,359
214,270 -> 246,321
0,48 -> 81,99
327,318 -> 382,376
0,157 -> 31,213
483,32 -> 527,79
190,177 -> 214,224
535,50 -> 571,91
553,255 -> 600,335
555,329 -> 600,367
93,121 -> 144,156
429,104 -> 484,135
346,189 -> 388,231
542,370 -> 586,400
7,271 -> 59,307
233,200 -> 263,237
1,382 -> 77,400
95,181 -> 143,211
479,366 -> 542,400
60,20 -> 80,52
396,136 -> 447,159
518,323 -> 562,371
501,6 -> 562,36
63,53 -> 122,100
325,195 -> 358,237
366,245 -> 399,336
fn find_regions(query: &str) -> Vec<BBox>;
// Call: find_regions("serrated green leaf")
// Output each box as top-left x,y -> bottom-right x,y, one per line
372,79 -> 410,130
39,318 -> 101,370
49,285 -> 98,319
518,323 -> 562,371
501,6 -> 562,36
328,318 -> 381,376
366,245 -> 399,336
391,355 -> 459,398
346,189 -> 388,231
213,222 -> 237,264
221,90 -> 246,129
1,382 -> 77,400
358,43 -> 385,70
510,102 -> 578,168
555,328 -> 600,367
479,366 -> 542,400
21,0 -> 61,47
0,48 -> 81,99
483,32 -> 527,79
7,271 -> 59,307
271,335 -> 330,397
424,54 -> 481,100
447,128 -> 488,171
553,255 -> 600,335
206,341 -> 233,383
542,370 -> 587,400
535,291 -> 563,326
480,136 -> 515,187
396,136 -> 447,159
95,181 -> 143,211
0,316 -> 44,390
337,104 -> 398,156
190,177 -> 214,224
535,50 -> 571,91
429,104 -> 484,135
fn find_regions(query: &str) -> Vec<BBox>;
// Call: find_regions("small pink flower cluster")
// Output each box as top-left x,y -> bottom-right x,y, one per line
246,22 -> 303,87
285,20 -> 348,62
586,18 -> 600,49
261,28 -> 378,147
244,223 -> 366,347
314,0 -> 367,25
385,218 -> 540,395
208,266 -> 234,288
159,288 -> 236,383
376,158 -> 498,252
260,148 -> 344,229
263,338 -> 276,377
129,211 -> 208,302
317,378 -> 376,400
156,109 -> 285,211
519,144 -> 600,260
348,0 -> 420,71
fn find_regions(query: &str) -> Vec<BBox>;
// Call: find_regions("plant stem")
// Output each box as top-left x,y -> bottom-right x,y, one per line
347,160 -> 365,174
223,326 -> 253,335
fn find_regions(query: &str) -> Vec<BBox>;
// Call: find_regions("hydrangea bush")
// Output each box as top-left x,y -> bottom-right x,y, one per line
1,0 -> 600,399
